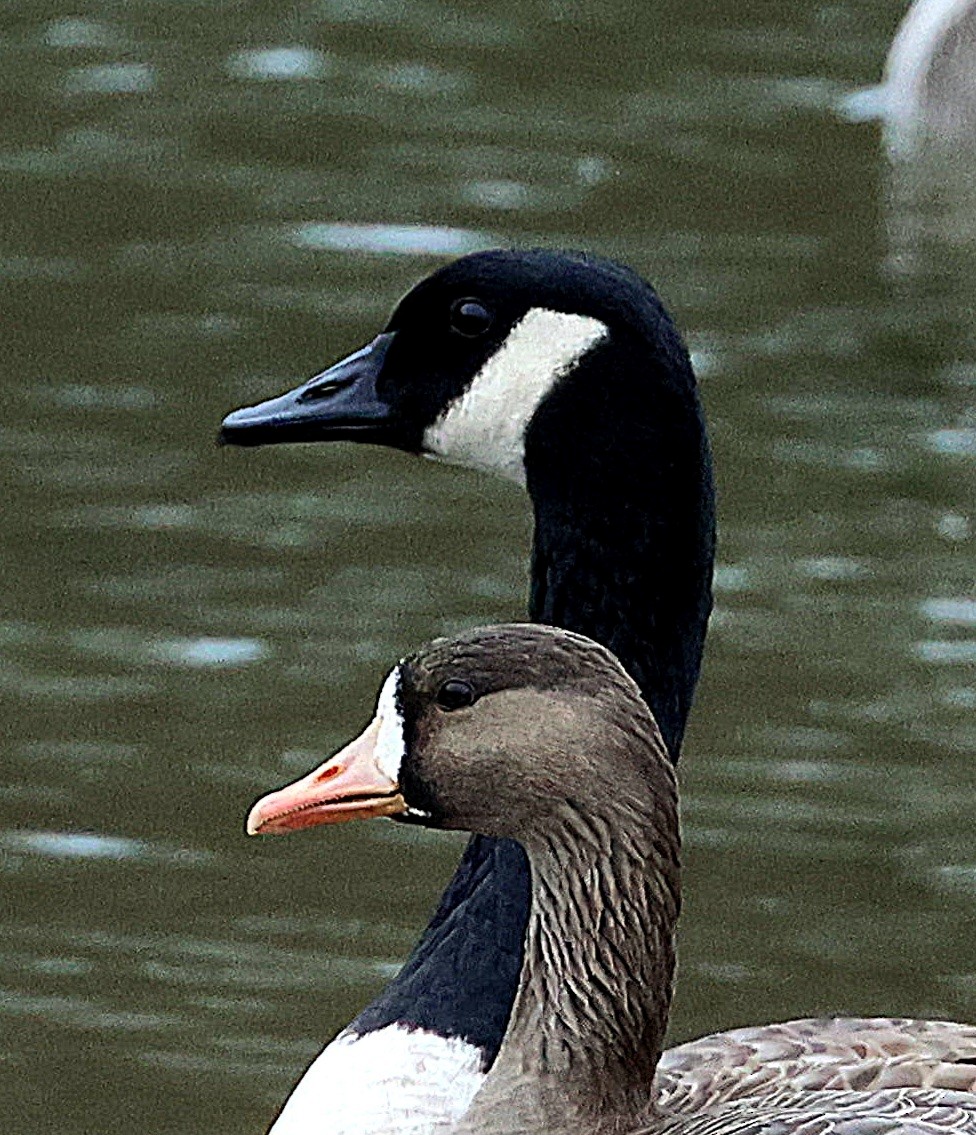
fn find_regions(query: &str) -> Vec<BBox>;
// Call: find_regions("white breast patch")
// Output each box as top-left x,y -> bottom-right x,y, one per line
423,307 -> 608,484
267,1024 -> 486,1135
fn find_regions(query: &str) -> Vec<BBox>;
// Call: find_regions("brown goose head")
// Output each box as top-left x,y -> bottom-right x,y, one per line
246,623 -> 672,853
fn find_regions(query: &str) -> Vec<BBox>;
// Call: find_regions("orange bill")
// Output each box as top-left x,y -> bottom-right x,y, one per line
246,716 -> 407,836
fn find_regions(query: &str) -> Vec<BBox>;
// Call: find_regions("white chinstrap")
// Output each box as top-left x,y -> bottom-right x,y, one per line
423,308 -> 608,484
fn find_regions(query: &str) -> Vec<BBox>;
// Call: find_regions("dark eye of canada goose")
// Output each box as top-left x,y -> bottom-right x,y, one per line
435,679 -> 476,711
448,298 -> 493,338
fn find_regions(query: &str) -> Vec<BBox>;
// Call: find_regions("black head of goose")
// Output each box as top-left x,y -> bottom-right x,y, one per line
221,248 -> 715,762
247,625 -> 976,1135
249,623 -> 679,1135
221,249 -> 714,1132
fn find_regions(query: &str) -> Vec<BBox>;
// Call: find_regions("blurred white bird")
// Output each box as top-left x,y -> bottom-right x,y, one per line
845,0 -> 976,154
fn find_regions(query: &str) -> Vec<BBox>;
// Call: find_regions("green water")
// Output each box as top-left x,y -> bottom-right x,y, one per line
1,2 -> 975,1131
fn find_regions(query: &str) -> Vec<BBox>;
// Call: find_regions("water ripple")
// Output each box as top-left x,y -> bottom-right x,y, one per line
0,830 -> 144,861
43,17 -> 123,48
148,637 -> 269,668
921,598 -> 976,626
291,221 -> 495,256
0,829 -> 213,866
226,47 -> 330,82
924,428 -> 976,457
0,988 -> 179,1031
914,640 -> 976,664
64,62 -> 156,95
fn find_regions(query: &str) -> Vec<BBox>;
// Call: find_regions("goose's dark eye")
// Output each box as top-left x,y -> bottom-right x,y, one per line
436,679 -> 476,711
449,298 -> 493,338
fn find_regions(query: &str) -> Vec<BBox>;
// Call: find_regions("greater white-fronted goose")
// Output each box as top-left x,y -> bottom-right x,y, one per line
247,624 -> 976,1135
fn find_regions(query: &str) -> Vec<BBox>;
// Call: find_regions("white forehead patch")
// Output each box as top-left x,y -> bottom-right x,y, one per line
373,665 -> 406,783
422,307 -> 608,484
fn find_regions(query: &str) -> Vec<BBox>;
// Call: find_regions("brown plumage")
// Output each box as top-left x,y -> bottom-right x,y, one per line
656,1019 -> 976,1135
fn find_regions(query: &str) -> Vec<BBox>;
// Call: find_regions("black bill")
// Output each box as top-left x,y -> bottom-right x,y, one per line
219,332 -> 400,448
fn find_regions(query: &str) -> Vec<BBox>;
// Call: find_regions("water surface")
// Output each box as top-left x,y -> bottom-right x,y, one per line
1,1 -> 975,1132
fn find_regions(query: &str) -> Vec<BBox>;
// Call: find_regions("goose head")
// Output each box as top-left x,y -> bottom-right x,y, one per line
247,622 -> 672,848
221,249 -> 713,760
247,624 -> 680,1134
220,247 -> 700,487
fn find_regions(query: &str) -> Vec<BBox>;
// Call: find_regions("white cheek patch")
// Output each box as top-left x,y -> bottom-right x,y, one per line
373,665 -> 406,784
423,307 -> 608,484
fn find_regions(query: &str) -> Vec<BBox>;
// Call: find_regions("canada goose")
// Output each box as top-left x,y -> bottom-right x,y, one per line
221,248 -> 715,763
221,249 -> 715,1128
247,624 -> 976,1135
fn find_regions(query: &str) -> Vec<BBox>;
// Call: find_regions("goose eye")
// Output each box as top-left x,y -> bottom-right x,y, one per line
436,679 -> 476,711
449,298 -> 493,338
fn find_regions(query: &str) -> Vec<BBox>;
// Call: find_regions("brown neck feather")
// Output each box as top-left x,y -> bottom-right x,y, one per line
457,782 -> 680,1135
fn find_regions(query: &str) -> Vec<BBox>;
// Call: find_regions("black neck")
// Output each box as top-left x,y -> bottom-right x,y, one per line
345,326 -> 711,1076
347,833 -> 529,1061
526,339 -> 714,761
